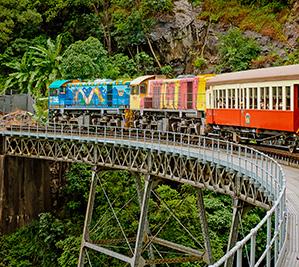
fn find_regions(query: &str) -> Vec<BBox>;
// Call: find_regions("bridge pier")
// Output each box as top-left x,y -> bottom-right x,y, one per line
78,166 -> 99,266
197,188 -> 213,264
132,174 -> 154,267
0,155 -> 66,234
224,198 -> 252,267
134,173 -> 156,267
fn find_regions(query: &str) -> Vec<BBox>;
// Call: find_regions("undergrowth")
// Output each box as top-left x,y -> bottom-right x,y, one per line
199,0 -> 290,41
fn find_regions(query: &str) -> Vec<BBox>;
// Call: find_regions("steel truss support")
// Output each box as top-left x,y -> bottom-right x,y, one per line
4,136 -> 272,209
78,166 -> 99,266
197,189 -> 213,264
224,198 -> 252,267
134,173 -> 156,267
132,174 -> 154,267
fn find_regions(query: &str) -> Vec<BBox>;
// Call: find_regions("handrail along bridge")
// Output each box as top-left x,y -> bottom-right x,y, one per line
0,124 -> 287,266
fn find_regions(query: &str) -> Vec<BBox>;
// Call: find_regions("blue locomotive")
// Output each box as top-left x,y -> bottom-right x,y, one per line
48,79 -> 131,126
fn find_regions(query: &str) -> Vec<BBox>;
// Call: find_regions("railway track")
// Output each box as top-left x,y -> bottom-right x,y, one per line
248,144 -> 299,168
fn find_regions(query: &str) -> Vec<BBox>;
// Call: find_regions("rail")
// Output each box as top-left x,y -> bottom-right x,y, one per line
0,123 -> 287,266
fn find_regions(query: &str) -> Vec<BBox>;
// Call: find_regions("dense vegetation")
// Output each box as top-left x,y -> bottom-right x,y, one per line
0,0 -> 298,100
0,164 -> 267,266
0,0 -> 297,265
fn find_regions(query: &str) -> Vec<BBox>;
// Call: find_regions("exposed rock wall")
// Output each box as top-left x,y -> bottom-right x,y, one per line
150,0 -> 299,73
0,156 -> 66,234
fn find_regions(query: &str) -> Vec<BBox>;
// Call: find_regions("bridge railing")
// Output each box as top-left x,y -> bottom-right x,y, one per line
1,123 -> 287,266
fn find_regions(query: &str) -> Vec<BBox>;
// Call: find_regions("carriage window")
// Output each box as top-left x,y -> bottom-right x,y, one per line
254,88 -> 257,109
248,88 -> 251,109
228,89 -> 234,109
217,89 -> 223,108
225,89 -> 228,108
213,90 -> 217,108
277,86 -> 283,110
239,88 -> 244,109
272,86 -> 277,109
265,87 -> 269,109
221,89 -> 225,108
220,89 -> 226,108
286,86 -> 291,110
248,88 -> 252,109
241,88 -> 246,109
260,87 -> 265,109
235,88 -> 239,109
231,89 -> 235,108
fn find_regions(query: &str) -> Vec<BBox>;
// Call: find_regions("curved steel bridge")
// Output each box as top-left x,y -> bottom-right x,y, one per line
0,124 -> 287,266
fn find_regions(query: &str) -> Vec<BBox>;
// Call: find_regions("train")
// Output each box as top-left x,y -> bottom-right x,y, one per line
48,64 -> 299,152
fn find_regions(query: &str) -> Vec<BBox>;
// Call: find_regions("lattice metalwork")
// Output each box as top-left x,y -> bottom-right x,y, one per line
5,136 -> 271,209
0,124 -> 287,267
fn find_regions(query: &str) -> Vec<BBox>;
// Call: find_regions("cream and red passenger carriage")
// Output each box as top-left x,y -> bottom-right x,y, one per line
205,64 -> 299,151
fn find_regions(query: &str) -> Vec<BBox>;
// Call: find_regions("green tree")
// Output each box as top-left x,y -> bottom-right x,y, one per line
29,34 -> 64,97
0,0 -> 42,50
2,34 -> 64,98
217,28 -> 261,72
61,37 -> 109,79
3,52 -> 34,94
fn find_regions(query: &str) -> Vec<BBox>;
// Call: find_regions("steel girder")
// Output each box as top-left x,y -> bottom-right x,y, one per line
4,136 -> 271,209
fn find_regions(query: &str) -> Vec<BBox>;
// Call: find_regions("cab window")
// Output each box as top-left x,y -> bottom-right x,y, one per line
140,84 -> 146,94
131,86 -> 139,95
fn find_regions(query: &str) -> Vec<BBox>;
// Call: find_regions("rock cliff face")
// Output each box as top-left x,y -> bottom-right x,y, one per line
150,0 -> 298,73
0,156 -> 66,234
284,0 -> 299,48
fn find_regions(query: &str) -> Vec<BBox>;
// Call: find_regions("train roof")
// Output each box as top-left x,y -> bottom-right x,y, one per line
207,64 -> 299,86
49,79 -> 131,88
49,80 -> 71,89
130,75 -> 155,86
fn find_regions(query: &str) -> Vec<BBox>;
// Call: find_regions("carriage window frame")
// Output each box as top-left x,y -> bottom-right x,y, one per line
253,88 -> 257,109
277,86 -> 283,110
227,89 -> 232,109
286,86 -> 291,110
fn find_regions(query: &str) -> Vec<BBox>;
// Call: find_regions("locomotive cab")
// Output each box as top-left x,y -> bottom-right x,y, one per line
48,80 -> 72,109
130,75 -> 156,110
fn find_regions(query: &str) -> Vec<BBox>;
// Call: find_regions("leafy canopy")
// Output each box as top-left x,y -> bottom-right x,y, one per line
61,37 -> 108,79
217,28 -> 261,72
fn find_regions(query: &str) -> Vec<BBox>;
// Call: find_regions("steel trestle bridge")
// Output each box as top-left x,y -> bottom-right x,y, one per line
0,124 -> 287,266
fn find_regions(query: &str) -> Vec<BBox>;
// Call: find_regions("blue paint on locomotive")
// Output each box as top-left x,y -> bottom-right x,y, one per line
112,82 -> 131,107
65,84 -> 108,108
48,79 -> 131,110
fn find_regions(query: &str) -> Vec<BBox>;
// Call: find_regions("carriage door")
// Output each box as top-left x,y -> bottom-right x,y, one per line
107,84 -> 113,107
187,81 -> 193,109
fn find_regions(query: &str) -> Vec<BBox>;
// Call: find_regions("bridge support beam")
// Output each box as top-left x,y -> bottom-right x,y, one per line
197,189 -> 213,264
134,173 -> 156,267
132,174 -> 154,267
224,198 -> 251,267
78,166 -> 98,267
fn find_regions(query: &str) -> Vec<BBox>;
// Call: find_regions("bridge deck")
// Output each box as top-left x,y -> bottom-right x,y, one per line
0,125 -> 288,266
282,165 -> 299,266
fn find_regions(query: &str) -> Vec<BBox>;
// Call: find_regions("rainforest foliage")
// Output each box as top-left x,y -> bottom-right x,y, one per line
0,164 -> 268,266
0,0 -> 296,265
0,0 -> 298,99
